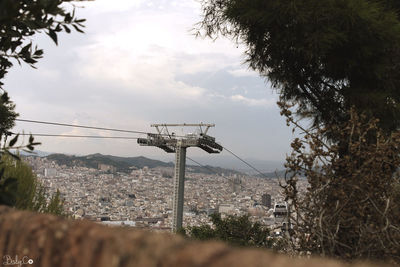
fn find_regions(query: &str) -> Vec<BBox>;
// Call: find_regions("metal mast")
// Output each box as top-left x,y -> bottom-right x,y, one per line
137,123 -> 222,232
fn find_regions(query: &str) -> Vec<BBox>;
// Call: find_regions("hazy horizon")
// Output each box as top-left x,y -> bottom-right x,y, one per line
25,149 -> 285,173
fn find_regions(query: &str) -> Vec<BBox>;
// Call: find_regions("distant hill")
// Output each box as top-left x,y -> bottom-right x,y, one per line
44,153 -> 242,175
46,153 -> 172,172
11,149 -> 52,157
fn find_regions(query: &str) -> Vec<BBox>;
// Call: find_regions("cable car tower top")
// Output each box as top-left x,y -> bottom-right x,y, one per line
137,123 -> 222,232
138,123 -> 222,154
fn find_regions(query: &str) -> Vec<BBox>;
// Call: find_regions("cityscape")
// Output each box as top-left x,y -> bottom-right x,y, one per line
24,154 -> 307,232
1,0 -> 399,265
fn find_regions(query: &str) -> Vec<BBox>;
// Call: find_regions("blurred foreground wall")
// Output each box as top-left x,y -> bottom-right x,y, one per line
0,206 -> 390,267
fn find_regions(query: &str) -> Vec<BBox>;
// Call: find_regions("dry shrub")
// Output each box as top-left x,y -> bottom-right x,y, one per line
279,102 -> 400,264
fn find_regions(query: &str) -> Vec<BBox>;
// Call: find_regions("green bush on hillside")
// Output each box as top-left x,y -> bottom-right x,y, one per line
0,155 -> 66,216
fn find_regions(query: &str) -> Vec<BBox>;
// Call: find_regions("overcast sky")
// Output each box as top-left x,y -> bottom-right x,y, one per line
4,0 -> 294,170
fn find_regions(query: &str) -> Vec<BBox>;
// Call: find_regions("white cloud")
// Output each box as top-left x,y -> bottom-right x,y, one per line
77,42 -> 206,101
230,94 -> 275,107
74,4 -> 246,102
36,67 -> 61,80
82,0 -> 147,14
228,68 -> 259,78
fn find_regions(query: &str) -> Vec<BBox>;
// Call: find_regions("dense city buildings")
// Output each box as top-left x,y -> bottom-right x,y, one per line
261,193 -> 272,208
24,155 -> 306,232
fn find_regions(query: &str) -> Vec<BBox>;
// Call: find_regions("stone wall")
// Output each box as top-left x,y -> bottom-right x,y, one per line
0,206 -> 391,267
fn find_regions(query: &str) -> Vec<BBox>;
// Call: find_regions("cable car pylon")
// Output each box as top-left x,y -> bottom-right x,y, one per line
137,123 -> 222,232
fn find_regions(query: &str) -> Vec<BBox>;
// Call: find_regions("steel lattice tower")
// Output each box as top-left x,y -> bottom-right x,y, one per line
137,123 -> 222,232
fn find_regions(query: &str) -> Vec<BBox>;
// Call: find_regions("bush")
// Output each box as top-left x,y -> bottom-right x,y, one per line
280,103 -> 400,264
183,213 -> 273,248
0,155 -> 66,216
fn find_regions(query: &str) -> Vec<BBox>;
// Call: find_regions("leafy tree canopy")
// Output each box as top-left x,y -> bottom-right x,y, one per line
0,0 -> 86,88
0,92 -> 18,136
198,0 -> 400,133
0,0 -> 86,209
0,155 -> 65,216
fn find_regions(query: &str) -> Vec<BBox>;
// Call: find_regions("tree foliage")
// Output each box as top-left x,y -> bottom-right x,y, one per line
0,92 -> 18,137
0,155 -> 65,216
0,93 -> 40,206
0,0 -> 86,138
198,1 -> 400,263
183,213 -> 273,248
0,0 -> 86,88
280,102 -> 400,264
0,122 -> 40,207
197,0 -> 400,133
0,0 -> 86,211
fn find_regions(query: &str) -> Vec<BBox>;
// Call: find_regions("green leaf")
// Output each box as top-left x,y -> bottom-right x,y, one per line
48,30 -> 58,45
20,43 -> 31,55
55,23 -> 62,32
30,142 -> 41,146
34,49 -> 44,56
64,13 -> 72,23
24,57 -> 37,64
63,25 -> 71,33
8,134 -> 19,147
11,40 -> 22,53
72,24 -> 84,33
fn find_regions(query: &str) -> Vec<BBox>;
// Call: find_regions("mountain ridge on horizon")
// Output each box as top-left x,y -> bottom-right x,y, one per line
28,152 -> 245,176
20,150 -> 285,177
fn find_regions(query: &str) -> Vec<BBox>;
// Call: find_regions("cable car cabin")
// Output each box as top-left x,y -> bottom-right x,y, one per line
273,202 -> 288,218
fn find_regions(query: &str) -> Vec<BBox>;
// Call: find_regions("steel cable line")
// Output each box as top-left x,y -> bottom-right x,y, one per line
219,145 -> 269,179
186,157 -> 221,175
186,156 -> 245,187
15,119 -> 184,137
14,133 -> 139,140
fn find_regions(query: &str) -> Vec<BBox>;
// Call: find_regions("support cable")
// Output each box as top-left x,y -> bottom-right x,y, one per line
15,119 -> 184,137
13,133 -> 139,140
186,156 -> 241,183
219,145 -> 269,178
187,156 -> 220,175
